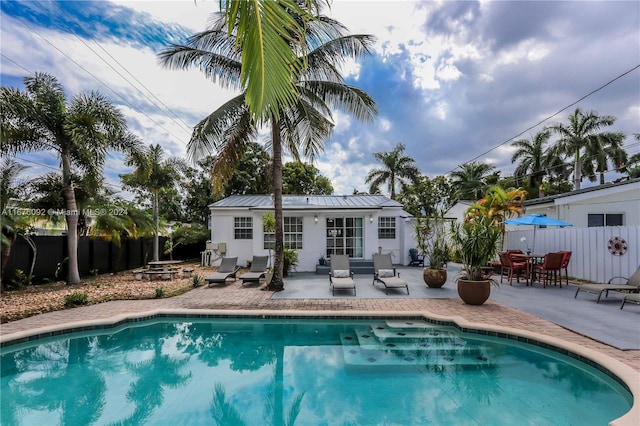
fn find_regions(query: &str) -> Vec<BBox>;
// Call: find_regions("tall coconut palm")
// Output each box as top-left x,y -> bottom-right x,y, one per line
550,108 -> 623,190
511,129 -> 551,191
121,144 -> 188,262
449,161 -> 496,201
158,11 -> 377,290
0,73 -> 141,284
219,0 -> 325,125
365,142 -> 420,200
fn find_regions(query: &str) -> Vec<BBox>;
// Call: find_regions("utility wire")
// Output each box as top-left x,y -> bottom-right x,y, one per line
45,0 -> 194,135
449,64 -> 640,174
11,15 -> 190,145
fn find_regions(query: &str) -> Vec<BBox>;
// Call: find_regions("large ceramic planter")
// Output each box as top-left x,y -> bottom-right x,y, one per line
457,278 -> 491,305
423,268 -> 447,288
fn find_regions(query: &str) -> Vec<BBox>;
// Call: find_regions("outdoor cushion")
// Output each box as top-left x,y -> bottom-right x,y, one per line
378,269 -> 394,278
333,269 -> 350,278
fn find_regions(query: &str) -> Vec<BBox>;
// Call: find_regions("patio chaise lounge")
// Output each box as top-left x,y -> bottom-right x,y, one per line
205,256 -> 239,286
621,292 -> 640,310
239,255 -> 269,286
329,255 -> 356,296
372,253 -> 409,295
574,266 -> 640,303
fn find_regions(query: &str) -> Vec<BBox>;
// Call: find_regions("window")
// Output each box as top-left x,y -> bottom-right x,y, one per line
234,217 -> 253,239
378,217 -> 396,239
588,213 -> 624,227
263,217 -> 303,249
284,217 -> 303,249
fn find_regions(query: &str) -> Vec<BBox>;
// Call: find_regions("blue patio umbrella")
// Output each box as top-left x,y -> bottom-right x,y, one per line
505,214 -> 573,252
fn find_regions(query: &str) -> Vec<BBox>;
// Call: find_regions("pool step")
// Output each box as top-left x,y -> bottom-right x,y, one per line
340,321 -> 496,367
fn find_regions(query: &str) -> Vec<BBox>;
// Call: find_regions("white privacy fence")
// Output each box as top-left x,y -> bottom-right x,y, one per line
504,226 -> 640,284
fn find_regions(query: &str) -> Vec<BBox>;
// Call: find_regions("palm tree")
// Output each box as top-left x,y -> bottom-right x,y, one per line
550,108 -> 624,190
467,185 -> 526,249
365,142 -> 420,200
1,73 -> 141,284
120,144 -> 188,262
623,133 -> 640,179
158,10 -> 377,290
0,158 -> 29,283
582,131 -> 627,185
219,0 -> 325,125
511,129 -> 551,191
449,161 -> 496,201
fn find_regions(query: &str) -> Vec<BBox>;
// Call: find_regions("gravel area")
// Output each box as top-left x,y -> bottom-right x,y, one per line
1,262 -> 220,323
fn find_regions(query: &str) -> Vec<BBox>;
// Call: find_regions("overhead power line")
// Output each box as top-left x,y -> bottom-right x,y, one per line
449,64 -> 640,174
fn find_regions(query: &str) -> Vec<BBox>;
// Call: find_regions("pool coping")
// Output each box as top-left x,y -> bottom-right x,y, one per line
1,308 -> 639,425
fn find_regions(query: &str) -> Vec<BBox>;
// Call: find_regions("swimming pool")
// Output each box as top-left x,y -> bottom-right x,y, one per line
0,314 -> 635,425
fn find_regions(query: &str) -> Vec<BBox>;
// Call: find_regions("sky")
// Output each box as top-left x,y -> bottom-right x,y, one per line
1,0 -> 639,199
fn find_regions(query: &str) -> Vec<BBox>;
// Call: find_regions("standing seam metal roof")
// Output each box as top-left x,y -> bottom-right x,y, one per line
210,194 -> 404,209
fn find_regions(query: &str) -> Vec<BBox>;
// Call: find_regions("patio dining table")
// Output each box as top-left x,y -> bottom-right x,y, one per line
511,253 -> 545,286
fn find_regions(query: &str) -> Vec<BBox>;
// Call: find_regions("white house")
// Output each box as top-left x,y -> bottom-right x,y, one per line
208,194 -> 415,271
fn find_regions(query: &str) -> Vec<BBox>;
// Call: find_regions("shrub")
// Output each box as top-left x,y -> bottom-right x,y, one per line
64,292 -> 89,307
155,287 -> 165,298
191,274 -> 204,287
283,247 -> 299,277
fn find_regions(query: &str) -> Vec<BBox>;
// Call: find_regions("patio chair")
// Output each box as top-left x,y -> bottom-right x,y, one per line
498,252 -> 527,285
239,255 -> 269,286
372,253 -> 409,295
532,252 -> 565,288
408,248 -> 424,267
575,266 -> 640,303
329,255 -> 356,296
205,257 -> 239,286
558,251 -> 572,286
620,292 -> 640,310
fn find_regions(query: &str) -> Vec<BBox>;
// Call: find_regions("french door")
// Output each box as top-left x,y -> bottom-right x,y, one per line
325,217 -> 363,258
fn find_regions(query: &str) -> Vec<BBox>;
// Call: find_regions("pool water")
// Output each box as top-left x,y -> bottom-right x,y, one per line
1,318 -> 632,425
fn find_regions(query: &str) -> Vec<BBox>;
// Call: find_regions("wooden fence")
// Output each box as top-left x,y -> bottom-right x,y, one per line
504,226 -> 640,283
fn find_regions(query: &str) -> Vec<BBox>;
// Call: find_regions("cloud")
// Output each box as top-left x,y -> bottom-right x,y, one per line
2,0 -> 639,198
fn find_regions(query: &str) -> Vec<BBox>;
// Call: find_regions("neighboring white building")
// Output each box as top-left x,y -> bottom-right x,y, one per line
521,177 -> 640,227
208,194 -> 414,271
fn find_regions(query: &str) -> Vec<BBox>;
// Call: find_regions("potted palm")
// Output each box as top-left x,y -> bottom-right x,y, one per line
450,214 -> 501,305
415,214 -> 450,288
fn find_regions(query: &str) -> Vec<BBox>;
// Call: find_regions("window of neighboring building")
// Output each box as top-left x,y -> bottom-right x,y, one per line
234,217 -> 253,239
378,217 -> 396,239
588,213 -> 624,227
263,217 -> 303,249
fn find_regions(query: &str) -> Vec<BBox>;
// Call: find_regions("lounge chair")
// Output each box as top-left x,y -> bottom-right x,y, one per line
239,255 -> 269,286
621,292 -> 640,310
372,253 -> 409,295
408,248 -> 424,267
205,257 -> 239,286
329,254 -> 356,296
574,266 -> 640,303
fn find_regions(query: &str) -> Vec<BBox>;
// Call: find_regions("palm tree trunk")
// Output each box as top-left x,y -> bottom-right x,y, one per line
574,151 -> 583,190
153,189 -> 159,262
269,118 -> 284,291
61,152 -> 81,284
